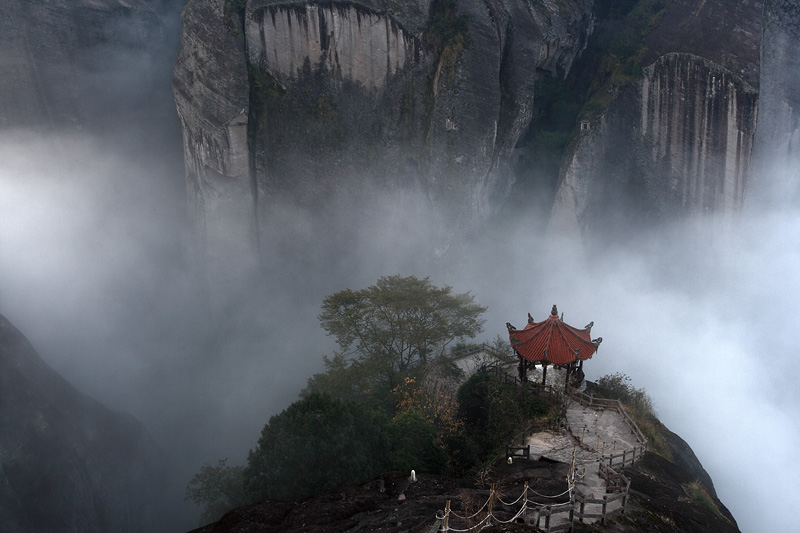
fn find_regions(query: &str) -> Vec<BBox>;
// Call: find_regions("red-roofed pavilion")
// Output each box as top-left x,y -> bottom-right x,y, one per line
507,305 -> 602,390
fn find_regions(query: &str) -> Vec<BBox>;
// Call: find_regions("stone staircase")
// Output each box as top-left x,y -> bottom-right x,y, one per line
523,397 -> 644,529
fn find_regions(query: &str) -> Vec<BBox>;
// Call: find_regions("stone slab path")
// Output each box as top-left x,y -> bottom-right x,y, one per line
524,399 -> 643,527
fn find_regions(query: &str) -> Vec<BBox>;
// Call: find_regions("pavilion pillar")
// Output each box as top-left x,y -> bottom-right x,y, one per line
518,356 -> 527,382
564,362 -> 573,393
541,362 -> 548,387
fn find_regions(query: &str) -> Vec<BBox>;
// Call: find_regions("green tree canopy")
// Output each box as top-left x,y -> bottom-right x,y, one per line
243,393 -> 388,501
185,459 -> 248,524
316,275 -> 487,395
457,373 -> 554,460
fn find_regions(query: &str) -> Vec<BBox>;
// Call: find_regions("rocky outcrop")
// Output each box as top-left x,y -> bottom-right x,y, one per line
551,0 -> 764,239
190,447 -> 738,532
173,0 -> 594,267
0,313 -> 166,533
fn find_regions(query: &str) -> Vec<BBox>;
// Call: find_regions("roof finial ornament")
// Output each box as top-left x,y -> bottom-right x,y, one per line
551,304 -> 558,316
506,322 -> 516,333
527,313 -> 534,324
585,321 -> 594,332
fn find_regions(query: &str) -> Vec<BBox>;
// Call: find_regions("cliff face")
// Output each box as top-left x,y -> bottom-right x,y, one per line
173,0 -> 594,265
551,0 -> 764,239
0,0 -> 179,135
749,0 -> 800,205
172,0 -> 254,284
0,313 -> 166,533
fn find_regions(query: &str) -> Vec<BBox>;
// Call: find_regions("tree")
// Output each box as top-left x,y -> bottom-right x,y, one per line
185,459 -> 248,524
317,275 -> 487,396
457,373 -> 554,460
243,393 -> 388,501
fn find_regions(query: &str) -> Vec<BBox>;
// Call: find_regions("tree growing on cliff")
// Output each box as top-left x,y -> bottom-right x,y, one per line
311,275 -> 487,401
185,459 -> 248,524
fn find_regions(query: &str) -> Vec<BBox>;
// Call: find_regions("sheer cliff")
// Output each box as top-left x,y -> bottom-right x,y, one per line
173,0 -> 795,263
550,0 -> 764,240
172,0 -> 594,266
749,0 -> 800,206
0,313 -> 167,533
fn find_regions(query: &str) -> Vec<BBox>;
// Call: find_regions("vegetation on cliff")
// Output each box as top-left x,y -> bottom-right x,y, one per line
185,275 -> 563,523
185,275 -> 733,532
523,0 -> 669,148
310,274 -> 486,402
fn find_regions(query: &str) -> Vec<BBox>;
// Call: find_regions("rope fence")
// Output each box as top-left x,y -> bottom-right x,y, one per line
436,463 -> 631,532
436,481 -> 575,533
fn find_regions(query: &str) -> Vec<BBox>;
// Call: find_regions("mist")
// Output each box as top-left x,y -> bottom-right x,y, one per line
1,6 -> 799,533
3,125 -> 798,533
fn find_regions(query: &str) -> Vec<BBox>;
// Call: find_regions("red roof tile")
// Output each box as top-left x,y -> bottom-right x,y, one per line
508,305 -> 600,365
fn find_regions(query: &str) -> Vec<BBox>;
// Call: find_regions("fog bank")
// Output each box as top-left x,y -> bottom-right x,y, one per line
3,129 -> 798,532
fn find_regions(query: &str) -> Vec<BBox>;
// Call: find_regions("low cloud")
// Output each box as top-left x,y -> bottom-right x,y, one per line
2,126 -> 798,532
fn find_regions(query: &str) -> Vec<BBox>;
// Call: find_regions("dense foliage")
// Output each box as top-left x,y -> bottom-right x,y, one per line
185,459 -> 248,524
458,373 -> 556,461
243,393 -> 388,501
311,275 -> 486,403
425,0 -> 471,55
187,276 -> 566,522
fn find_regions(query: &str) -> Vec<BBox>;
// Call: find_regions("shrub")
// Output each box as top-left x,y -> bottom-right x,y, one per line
595,372 -> 653,415
386,411 -> 447,474
185,459 -> 248,524
457,373 -> 555,461
244,393 -> 388,501
593,373 -> 671,458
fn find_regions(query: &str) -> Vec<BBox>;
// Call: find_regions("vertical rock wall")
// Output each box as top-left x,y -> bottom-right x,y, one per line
551,0 -> 763,240
749,0 -> 800,205
0,0 -> 175,134
640,54 -> 757,215
247,4 -> 417,91
172,0 -> 594,272
173,0 -> 257,292
0,314 -> 166,533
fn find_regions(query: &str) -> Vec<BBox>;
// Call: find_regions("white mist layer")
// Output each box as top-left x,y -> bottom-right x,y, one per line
456,209 -> 800,533
2,133 -> 799,532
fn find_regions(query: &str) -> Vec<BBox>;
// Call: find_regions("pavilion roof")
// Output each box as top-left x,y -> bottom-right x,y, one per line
507,305 -> 601,365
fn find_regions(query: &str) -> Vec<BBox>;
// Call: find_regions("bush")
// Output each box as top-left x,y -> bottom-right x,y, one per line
244,393 -> 388,501
242,391 -> 457,503
386,411 -> 447,474
594,372 -> 653,415
593,373 -> 673,458
185,459 -> 248,524
457,373 -> 554,461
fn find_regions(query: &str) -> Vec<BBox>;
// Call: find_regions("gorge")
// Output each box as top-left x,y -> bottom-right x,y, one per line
2,0 -> 800,531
